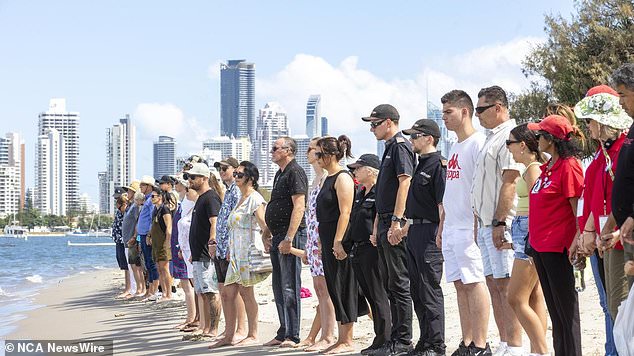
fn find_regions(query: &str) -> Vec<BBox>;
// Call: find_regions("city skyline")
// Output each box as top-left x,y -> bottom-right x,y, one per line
0,1 -> 576,204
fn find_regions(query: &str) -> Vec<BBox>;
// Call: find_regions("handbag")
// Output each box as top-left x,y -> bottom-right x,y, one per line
249,245 -> 273,273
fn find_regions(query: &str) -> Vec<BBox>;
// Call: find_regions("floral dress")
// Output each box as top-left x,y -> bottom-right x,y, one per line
305,184 -> 325,277
224,191 -> 270,287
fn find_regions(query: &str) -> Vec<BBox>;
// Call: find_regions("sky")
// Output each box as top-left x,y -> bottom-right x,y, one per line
0,1 -> 577,204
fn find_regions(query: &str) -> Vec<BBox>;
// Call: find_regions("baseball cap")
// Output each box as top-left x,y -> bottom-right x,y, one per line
112,187 -> 126,198
157,175 -> 175,185
585,84 -> 619,97
186,162 -> 210,177
213,157 -> 239,169
402,119 -> 441,138
347,154 -> 381,170
361,104 -> 400,122
527,115 -> 574,140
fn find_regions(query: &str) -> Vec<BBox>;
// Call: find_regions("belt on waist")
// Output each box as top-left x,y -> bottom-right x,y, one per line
378,213 -> 393,220
407,218 -> 434,225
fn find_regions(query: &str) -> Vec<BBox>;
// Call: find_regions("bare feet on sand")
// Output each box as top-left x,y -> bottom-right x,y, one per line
293,338 -> 315,348
116,292 -> 131,299
305,339 -> 335,352
321,342 -> 354,354
263,338 -> 283,347
235,336 -> 259,346
280,340 -> 298,348
156,297 -> 172,303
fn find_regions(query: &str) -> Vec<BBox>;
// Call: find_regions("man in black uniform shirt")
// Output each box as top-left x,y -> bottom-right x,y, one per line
608,63 -> 634,286
347,154 -> 391,355
401,119 -> 447,355
362,104 -> 415,356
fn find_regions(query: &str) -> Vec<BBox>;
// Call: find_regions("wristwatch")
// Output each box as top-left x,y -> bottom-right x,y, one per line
391,215 -> 405,223
491,218 -> 506,227
284,236 -> 292,242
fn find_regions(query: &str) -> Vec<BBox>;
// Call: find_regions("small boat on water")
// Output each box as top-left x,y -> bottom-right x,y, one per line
3,225 -> 29,240
67,241 -> 115,247
65,229 -> 89,237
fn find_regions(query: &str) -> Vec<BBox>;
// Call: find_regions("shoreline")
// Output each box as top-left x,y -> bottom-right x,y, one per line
6,267 -> 607,355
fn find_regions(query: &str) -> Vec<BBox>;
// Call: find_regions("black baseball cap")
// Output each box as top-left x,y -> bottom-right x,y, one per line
157,175 -> 175,185
347,153 -> 381,170
112,187 -> 126,198
402,119 -> 441,138
361,104 -> 400,122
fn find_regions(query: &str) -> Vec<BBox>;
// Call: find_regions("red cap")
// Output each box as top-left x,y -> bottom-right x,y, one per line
586,85 -> 618,97
527,115 -> 574,141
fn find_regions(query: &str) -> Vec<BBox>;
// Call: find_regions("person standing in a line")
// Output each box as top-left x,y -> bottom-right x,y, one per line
137,176 -> 160,301
187,162 -> 223,339
399,119 -> 447,356
362,104 -> 414,356
439,90 -> 492,356
263,136 -> 308,348
471,86 -> 524,356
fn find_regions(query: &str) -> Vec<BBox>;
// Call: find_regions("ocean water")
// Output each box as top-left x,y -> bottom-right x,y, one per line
0,235 -> 118,336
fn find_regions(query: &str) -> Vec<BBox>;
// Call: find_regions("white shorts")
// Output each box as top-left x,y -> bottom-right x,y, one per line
192,261 -> 218,294
477,226 -> 514,279
442,228 -> 485,284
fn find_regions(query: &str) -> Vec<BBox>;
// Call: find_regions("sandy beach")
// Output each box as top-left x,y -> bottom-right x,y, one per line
6,266 -> 607,355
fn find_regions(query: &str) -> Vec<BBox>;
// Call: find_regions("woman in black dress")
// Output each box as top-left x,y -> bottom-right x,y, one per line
315,135 -> 369,354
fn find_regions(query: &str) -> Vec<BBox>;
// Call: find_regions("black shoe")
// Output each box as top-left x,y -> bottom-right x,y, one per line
468,342 -> 492,356
451,341 -> 469,356
421,349 -> 446,356
171,285 -> 177,293
368,341 -> 393,356
361,344 -> 382,355
391,342 -> 414,356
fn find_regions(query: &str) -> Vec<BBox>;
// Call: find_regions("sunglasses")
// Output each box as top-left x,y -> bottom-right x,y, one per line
233,172 -> 246,179
370,120 -> 386,128
315,151 -> 327,159
535,131 -> 550,140
183,173 -> 203,181
475,103 -> 497,114
219,166 -> 230,172
270,146 -> 288,153
151,194 -> 160,198
410,132 -> 430,140
505,139 -> 521,146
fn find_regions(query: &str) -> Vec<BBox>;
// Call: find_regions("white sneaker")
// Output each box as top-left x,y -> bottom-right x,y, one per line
505,346 -> 526,356
493,342 -> 508,356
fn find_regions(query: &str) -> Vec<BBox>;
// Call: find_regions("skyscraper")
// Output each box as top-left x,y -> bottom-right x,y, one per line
321,117 -> 328,136
5,133 -> 25,210
103,115 -> 136,213
427,101 -> 455,157
305,95 -> 322,139
293,135 -> 313,182
202,136 -> 252,163
98,171 -> 109,214
0,133 -> 25,216
35,128 -> 66,215
220,60 -> 256,140
37,99 -> 79,213
254,102 -> 290,186
153,136 -> 176,179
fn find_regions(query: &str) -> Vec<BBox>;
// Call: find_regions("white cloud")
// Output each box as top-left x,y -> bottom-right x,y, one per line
256,36 -> 543,156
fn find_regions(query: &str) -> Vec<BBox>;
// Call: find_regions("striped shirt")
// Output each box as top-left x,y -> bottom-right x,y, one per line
470,119 -> 523,226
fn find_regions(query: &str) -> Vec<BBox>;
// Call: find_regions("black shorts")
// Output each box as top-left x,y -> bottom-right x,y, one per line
214,258 -> 229,284
115,243 -> 129,270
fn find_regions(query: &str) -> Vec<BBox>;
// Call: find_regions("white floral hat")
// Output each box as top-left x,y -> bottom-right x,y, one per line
574,92 -> 632,130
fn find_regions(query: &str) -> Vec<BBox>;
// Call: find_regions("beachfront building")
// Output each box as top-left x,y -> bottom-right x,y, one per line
428,101 -> 457,158
321,117 -> 328,136
0,132 -> 24,214
305,95 -> 322,139
202,136 -> 252,163
220,59 -> 256,140
103,115 -> 136,214
35,128 -> 66,216
37,98 -> 80,213
254,102 -> 289,186
97,171 -> 109,214
176,148 -> 223,172
293,134 -> 313,183
153,136 -> 176,180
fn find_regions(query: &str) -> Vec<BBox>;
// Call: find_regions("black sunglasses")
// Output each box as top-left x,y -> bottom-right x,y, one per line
233,172 -> 246,179
505,139 -> 521,146
410,132 -> 431,140
370,120 -> 386,128
315,151 -> 328,159
475,103 -> 497,114
535,131 -> 550,140
183,173 -> 203,181
270,146 -> 288,153
151,194 -> 160,198
219,166 -> 230,172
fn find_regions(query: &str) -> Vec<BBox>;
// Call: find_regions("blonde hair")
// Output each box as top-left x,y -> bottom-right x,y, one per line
209,174 -> 225,201
545,103 -> 587,151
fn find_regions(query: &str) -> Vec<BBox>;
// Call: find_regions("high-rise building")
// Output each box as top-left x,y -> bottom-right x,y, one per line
103,115 -> 136,214
97,171 -> 109,214
254,102 -> 290,186
305,95 -> 322,139
37,99 -> 79,212
176,148 -> 223,172
35,128 -> 66,215
153,136 -> 176,179
427,101 -> 456,157
377,141 -> 386,158
220,60 -> 256,140
321,117 -> 328,136
292,135 -> 313,182
202,136 -> 252,163
0,133 -> 25,216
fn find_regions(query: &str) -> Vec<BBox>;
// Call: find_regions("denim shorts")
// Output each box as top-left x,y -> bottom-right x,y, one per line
477,226 -> 514,278
511,216 -> 530,261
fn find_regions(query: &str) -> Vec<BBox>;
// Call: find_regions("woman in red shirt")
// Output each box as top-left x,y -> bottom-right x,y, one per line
527,114 -> 585,356
575,89 -> 632,321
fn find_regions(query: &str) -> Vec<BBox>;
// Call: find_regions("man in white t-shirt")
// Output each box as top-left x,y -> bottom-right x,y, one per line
440,90 -> 492,356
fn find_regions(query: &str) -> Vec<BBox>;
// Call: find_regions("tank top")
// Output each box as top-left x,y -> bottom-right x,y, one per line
517,161 -> 541,213
316,170 -> 352,224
